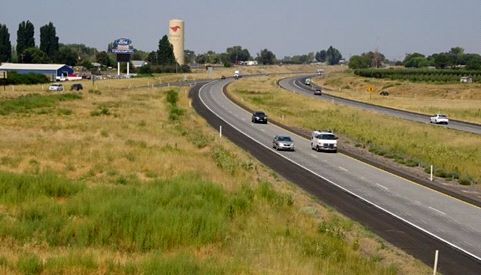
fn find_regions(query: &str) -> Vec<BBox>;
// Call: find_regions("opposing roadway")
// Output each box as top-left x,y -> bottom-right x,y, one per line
190,79 -> 481,275
279,75 -> 481,135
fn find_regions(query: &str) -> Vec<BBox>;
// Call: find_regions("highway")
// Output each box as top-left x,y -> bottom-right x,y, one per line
279,75 -> 481,135
190,79 -> 481,275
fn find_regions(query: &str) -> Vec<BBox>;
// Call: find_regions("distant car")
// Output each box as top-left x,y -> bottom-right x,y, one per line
430,114 -> 449,125
379,90 -> 389,96
221,75 -> 226,79
305,78 -> 311,85
251,111 -> 268,124
49,83 -> 64,91
314,87 -> 322,95
272,135 -> 295,151
70,83 -> 83,91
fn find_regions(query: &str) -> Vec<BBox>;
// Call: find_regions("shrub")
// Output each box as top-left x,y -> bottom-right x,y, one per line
17,253 -> 44,275
458,176 -> 472,185
4,71 -> 50,85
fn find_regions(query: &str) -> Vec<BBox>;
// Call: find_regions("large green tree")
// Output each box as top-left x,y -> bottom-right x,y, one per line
0,24 -> 12,62
56,46 -> 78,66
325,46 -> 342,65
348,55 -> 370,69
315,50 -> 327,62
16,20 -> 35,62
256,49 -> 276,65
40,22 -> 59,61
146,51 -> 158,65
226,46 -> 251,63
96,51 -> 112,67
157,35 -> 176,65
22,47 -> 51,63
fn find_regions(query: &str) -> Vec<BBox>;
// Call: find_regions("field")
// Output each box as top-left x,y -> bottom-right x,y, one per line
228,76 -> 481,186
313,70 -> 481,124
0,71 -> 430,274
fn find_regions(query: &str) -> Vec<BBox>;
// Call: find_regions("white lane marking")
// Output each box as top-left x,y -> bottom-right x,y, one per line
235,114 -> 238,117
260,129 -> 265,132
198,82 -> 481,263
310,153 -> 318,158
322,159 -> 327,163
338,166 -> 348,172
360,176 -> 366,180
376,183 -> 388,190
429,207 -> 446,215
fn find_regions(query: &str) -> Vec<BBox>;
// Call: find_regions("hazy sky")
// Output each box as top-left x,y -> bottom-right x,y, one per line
1,0 -> 480,61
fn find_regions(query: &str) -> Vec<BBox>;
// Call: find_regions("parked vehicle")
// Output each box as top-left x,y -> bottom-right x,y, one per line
49,83 -> 64,91
272,135 -> 295,151
70,83 -> 83,91
221,75 -> 226,79
430,114 -> 449,124
379,90 -> 389,96
251,111 -> 268,124
311,130 -> 338,153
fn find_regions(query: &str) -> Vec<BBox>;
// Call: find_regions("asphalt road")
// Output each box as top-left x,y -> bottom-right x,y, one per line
190,79 -> 481,275
279,76 -> 481,135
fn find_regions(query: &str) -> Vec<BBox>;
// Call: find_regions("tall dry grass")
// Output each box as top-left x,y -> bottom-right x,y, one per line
0,73 -> 431,274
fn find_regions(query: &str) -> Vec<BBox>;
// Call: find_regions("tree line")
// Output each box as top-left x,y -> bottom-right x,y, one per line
349,47 -> 481,70
0,20 -> 346,71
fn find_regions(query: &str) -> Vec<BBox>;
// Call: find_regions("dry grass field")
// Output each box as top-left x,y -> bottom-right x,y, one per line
0,72 -> 431,274
228,76 -> 481,186
313,70 -> 481,124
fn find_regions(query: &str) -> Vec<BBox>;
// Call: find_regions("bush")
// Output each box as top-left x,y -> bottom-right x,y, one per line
4,71 -> 50,85
458,176 -> 472,185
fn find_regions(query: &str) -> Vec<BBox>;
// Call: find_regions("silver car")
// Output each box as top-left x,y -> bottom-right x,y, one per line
272,135 -> 295,151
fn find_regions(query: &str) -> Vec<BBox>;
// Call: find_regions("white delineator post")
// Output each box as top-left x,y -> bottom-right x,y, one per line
433,250 -> 439,275
430,165 -> 434,181
219,125 -> 222,137
127,62 -> 130,76
117,62 -> 120,76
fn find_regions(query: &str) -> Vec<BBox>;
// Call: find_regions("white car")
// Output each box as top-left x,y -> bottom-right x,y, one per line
311,130 -> 338,153
49,83 -> 64,91
430,114 -> 449,125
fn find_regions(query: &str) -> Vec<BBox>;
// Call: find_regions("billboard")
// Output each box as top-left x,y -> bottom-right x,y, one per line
111,37 -> 135,54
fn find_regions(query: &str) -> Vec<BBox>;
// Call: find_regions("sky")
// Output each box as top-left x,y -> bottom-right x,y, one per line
1,0 -> 480,61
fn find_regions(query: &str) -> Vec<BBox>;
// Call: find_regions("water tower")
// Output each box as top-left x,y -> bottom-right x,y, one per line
168,19 -> 185,65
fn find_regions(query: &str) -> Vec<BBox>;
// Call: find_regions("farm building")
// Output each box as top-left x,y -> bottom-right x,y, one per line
0,63 -> 74,79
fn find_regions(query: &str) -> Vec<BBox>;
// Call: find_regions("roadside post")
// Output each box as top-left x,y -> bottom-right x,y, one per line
0,71 -> 6,91
430,165 -> 433,181
433,250 -> 439,275
219,125 -> 222,138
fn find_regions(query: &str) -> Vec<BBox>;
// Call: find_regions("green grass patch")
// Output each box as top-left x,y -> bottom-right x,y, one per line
0,93 -> 82,115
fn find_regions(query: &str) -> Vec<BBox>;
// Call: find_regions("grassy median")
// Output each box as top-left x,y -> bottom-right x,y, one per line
0,75 -> 430,274
229,76 -> 481,185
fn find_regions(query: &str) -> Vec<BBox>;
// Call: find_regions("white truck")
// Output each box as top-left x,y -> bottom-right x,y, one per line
234,70 -> 242,79
311,130 -> 338,153
304,78 -> 311,85
430,114 -> 449,125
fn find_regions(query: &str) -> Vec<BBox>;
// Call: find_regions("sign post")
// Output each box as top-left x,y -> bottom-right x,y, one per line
367,86 -> 374,99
